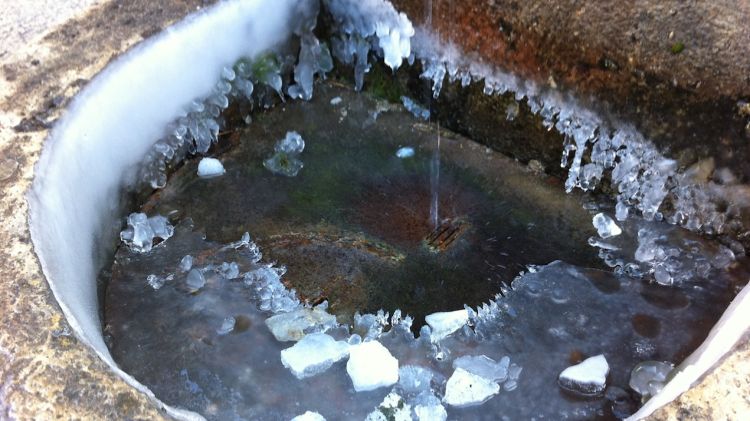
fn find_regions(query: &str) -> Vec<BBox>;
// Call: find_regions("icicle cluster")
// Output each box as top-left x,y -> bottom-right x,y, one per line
324,0 -> 415,90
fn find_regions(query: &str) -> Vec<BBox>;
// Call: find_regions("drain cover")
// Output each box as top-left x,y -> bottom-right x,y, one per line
424,218 -> 468,252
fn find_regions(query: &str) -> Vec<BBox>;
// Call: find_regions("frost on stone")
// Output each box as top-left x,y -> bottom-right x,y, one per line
629,360 -> 673,400
216,316 -> 236,335
265,305 -> 338,342
453,355 -> 510,383
264,131 -> 306,177
443,368 -> 500,408
120,213 -> 174,253
291,411 -> 327,421
558,354 -> 610,396
401,96 -> 430,120
346,340 -> 399,392
197,157 -> 225,178
280,332 -> 350,379
325,0 -> 415,90
365,392 -> 412,421
424,309 -> 468,342
593,213 -> 622,239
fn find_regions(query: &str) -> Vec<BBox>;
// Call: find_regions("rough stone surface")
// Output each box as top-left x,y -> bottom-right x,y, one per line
0,0 -> 212,419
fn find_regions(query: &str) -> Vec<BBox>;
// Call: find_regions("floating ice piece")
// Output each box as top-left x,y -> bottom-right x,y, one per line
398,365 -> 434,395
401,96 -> 430,120
395,146 -> 415,159
185,268 -> 206,293
265,306 -> 337,342
443,368 -> 500,407
120,213 -> 174,253
280,332 -> 349,379
629,360 -> 673,399
413,393 -> 447,421
424,309 -> 468,342
347,340 -> 399,392
197,157 -> 226,178
216,316 -> 236,335
264,131 -> 306,177
179,255 -> 193,272
558,354 -> 610,396
291,411 -> 326,421
330,96 -> 342,105
593,213 -> 622,238
366,392 -> 412,421
453,355 -> 509,383
146,274 -> 165,290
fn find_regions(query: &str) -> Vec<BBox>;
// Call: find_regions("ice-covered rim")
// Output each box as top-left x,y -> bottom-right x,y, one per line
27,0 -> 750,419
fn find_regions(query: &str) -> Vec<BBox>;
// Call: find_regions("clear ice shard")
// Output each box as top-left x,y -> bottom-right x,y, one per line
264,306 -> 338,342
401,96 -> 430,120
291,411 -> 327,421
264,131 -> 306,177
424,309 -> 468,342
395,146 -> 415,158
453,355 -> 510,383
558,354 -> 610,396
197,157 -> 226,178
629,360 -> 674,400
346,340 -> 399,392
119,213 -> 174,253
178,255 -> 193,272
216,316 -> 236,335
185,268 -> 206,293
592,213 -> 622,238
443,368 -> 500,407
280,332 -> 349,379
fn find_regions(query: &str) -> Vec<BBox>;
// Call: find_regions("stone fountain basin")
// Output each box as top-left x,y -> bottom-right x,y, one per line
1,0 -> 749,420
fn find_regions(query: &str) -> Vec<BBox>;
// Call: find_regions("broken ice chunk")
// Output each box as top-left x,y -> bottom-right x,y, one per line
453,355 -> 509,383
280,332 -> 349,379
146,274 -> 165,290
443,368 -> 500,407
264,306 -> 337,342
291,411 -> 326,421
179,255 -> 193,272
413,393 -> 447,421
264,131 -> 306,177
185,268 -> 206,293
558,354 -> 610,396
593,213 -> 622,238
366,392 -> 412,421
120,213 -> 174,253
346,340 -> 399,392
216,316 -> 236,335
629,360 -> 673,400
424,309 -> 468,342
197,157 -> 226,178
395,146 -> 415,159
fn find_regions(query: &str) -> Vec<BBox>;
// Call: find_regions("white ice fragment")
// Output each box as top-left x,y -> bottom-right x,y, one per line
453,355 -> 509,383
592,213 -> 622,238
330,96 -> 342,105
558,354 -> 610,396
265,306 -> 337,342
291,411 -> 326,421
395,146 -> 415,159
185,268 -> 206,292
366,392 -> 412,421
629,360 -> 673,399
147,274 -> 165,290
443,368 -> 500,407
197,157 -> 226,178
179,255 -> 193,272
276,131 -> 305,154
424,309 -> 468,342
216,316 -> 236,335
280,332 -> 349,379
346,340 -> 399,392
120,212 -> 174,253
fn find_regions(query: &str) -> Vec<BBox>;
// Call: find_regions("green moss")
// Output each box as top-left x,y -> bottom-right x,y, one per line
365,64 -> 405,103
671,41 -> 685,54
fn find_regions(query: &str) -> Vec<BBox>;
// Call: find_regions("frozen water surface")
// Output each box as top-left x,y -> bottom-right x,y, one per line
104,83 -> 746,420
